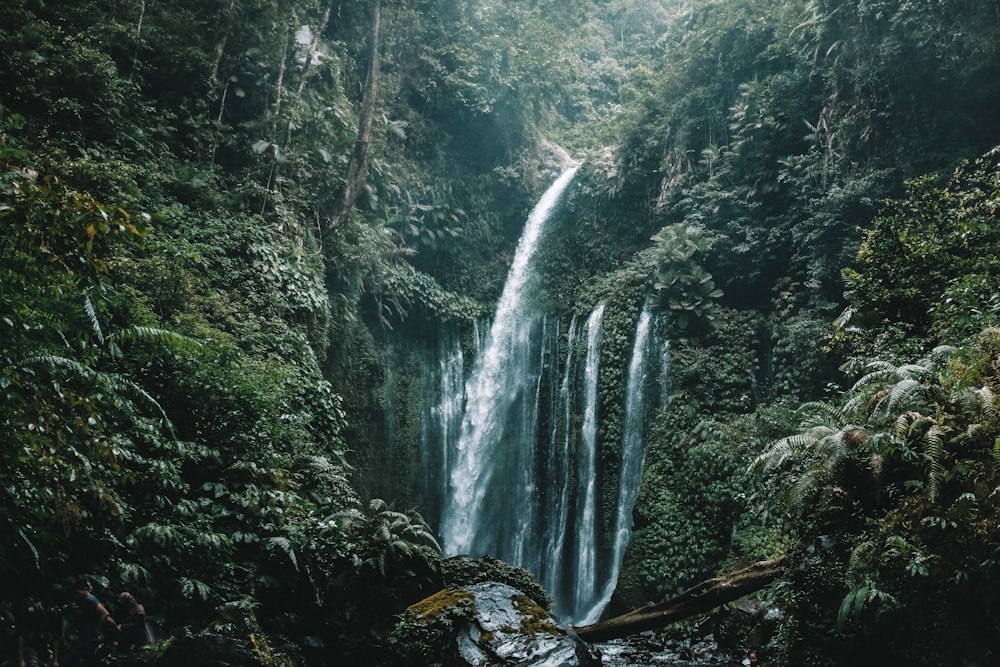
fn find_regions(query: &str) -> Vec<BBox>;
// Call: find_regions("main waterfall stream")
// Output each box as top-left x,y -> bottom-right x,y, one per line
416,165 -> 659,623
439,164 -> 583,561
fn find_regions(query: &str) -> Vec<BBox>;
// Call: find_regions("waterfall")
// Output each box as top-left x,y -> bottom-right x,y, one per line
418,163 -> 655,624
580,303 -> 654,623
571,303 -> 605,620
540,315 -> 578,610
420,325 -> 469,528
441,164 -> 581,559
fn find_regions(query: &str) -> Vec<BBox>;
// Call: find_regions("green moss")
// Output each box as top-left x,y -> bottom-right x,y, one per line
441,556 -> 552,609
512,595 -> 561,637
389,588 -> 478,664
403,588 -> 475,625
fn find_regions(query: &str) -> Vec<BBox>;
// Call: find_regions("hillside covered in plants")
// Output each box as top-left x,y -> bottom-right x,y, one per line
2,0 -> 1000,665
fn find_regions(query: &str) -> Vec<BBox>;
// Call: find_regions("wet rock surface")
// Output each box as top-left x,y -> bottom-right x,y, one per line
452,582 -> 601,667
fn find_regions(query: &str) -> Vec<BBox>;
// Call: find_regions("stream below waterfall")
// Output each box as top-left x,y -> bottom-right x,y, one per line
595,638 -> 743,667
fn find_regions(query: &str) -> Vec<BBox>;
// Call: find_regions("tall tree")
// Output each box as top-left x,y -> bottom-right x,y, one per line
326,0 -> 382,233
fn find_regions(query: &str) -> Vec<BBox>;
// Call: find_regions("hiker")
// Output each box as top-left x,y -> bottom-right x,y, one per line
61,583 -> 117,667
113,593 -> 147,651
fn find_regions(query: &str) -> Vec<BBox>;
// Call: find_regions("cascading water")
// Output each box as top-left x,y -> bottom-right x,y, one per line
580,302 -> 654,623
539,315 -> 578,611
420,325 -> 469,528
571,304 -> 605,620
414,163 -> 659,624
440,164 -> 581,561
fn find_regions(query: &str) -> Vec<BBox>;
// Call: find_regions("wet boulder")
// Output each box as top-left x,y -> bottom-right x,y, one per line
391,582 -> 601,667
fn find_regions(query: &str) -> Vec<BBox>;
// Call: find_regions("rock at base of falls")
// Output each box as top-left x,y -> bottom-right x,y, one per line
394,582 -> 602,667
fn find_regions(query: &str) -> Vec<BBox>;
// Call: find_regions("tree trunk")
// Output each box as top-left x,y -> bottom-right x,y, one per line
325,0 -> 382,234
573,556 -> 786,643
284,3 -> 332,146
209,0 -> 238,85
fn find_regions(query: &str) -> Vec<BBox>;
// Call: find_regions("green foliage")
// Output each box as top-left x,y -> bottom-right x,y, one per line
841,148 -> 1000,356
382,264 -> 486,322
1,169 -> 147,284
333,498 -> 441,578
4,0 -> 1000,662
759,326 -> 1000,662
624,410 -> 760,604
650,223 -> 723,337
309,499 -> 445,664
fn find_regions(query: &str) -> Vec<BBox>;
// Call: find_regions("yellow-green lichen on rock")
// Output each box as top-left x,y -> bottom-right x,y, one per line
403,588 -> 476,625
512,594 -> 561,637
390,582 -> 600,665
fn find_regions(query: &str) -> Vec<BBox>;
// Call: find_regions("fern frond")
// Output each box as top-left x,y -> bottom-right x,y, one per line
923,424 -> 947,502
787,468 -> 825,517
109,326 -> 203,354
893,411 -> 926,441
816,428 -> 850,459
929,345 -> 958,365
886,378 -> 925,414
83,293 -> 105,345
400,521 -> 441,551
752,436 -> 806,473
896,363 -> 931,380
846,536 -> 881,583
974,386 -> 996,420
850,361 -> 898,391
104,373 -> 177,438
266,536 -> 299,570
368,498 -> 390,513
21,353 -> 97,381
795,401 -> 843,429
297,454 -> 336,474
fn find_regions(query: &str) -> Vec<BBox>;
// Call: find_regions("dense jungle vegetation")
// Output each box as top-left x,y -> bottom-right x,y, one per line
2,0 -> 1000,665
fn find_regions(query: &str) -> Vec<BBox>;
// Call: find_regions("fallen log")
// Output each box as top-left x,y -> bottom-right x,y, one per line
573,555 -> 786,643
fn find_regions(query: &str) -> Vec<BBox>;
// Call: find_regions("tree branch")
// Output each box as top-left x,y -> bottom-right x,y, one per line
573,555 -> 786,643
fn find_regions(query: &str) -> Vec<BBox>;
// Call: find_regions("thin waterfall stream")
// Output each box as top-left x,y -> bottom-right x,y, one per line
581,302 -> 653,623
571,303 -> 605,620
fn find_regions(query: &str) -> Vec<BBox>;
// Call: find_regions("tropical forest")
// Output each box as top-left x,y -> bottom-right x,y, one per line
2,0 -> 1000,665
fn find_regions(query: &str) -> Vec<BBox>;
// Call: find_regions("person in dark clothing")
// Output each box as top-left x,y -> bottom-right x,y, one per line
61,583 -> 117,667
12,596 -> 60,667
113,593 -> 147,651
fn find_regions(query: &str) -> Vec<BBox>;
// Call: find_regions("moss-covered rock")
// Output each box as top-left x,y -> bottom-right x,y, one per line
389,582 -> 600,667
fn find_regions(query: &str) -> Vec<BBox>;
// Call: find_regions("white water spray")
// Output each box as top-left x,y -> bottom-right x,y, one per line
441,165 -> 581,557
571,303 -> 605,619
579,303 -> 654,623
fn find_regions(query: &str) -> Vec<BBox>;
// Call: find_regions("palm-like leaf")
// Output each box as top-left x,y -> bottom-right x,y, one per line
21,353 -> 176,437
84,293 -> 105,345
922,424 -> 947,502
108,325 -> 203,355
267,536 -> 299,570
885,378 -> 925,415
